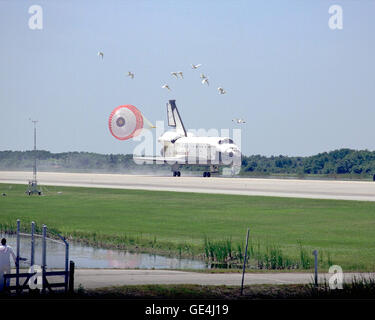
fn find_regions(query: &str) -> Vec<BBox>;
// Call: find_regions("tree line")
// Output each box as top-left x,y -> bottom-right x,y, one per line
241,149 -> 375,177
1,149 -> 375,177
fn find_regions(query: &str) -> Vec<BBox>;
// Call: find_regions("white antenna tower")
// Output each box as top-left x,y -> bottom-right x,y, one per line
27,118 -> 42,195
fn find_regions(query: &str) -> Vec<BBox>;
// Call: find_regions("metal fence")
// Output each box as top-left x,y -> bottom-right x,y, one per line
2,219 -> 75,294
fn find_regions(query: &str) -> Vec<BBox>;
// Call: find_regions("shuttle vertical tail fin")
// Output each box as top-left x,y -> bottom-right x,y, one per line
166,100 -> 187,137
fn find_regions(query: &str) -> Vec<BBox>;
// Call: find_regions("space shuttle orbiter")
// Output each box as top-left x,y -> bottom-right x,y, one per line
134,100 -> 241,177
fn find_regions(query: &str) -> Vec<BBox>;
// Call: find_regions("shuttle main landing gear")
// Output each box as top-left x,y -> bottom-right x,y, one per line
172,164 -> 181,177
203,172 -> 211,177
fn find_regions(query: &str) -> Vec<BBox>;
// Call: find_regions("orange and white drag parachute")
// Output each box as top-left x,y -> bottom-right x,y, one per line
108,105 -> 154,141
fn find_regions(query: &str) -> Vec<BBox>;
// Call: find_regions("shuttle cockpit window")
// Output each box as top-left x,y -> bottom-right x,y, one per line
219,138 -> 234,145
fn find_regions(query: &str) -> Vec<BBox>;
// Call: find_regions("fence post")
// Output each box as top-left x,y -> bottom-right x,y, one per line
55,232 -> 70,292
31,221 -> 35,266
42,225 -> 47,293
16,219 -> 20,293
240,228 -> 250,296
69,261 -> 75,294
65,241 -> 69,292
313,250 -> 318,287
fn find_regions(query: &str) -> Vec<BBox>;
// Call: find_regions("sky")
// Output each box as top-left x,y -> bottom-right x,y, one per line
0,0 -> 374,157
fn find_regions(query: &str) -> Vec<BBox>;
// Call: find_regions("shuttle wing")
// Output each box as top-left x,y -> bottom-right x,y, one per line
133,155 -> 186,164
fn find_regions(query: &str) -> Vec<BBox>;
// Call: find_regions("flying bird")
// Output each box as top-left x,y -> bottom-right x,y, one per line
218,87 -> 226,94
162,84 -> 171,91
200,73 -> 207,79
191,64 -> 202,69
127,71 -> 135,79
98,51 -> 104,59
202,78 -> 209,86
232,118 -> 246,124
172,71 -> 184,79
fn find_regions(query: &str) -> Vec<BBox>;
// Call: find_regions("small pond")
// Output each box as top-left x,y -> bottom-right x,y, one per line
0,233 -> 208,270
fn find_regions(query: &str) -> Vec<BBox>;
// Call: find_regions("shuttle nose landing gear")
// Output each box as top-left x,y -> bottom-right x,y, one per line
203,165 -> 218,177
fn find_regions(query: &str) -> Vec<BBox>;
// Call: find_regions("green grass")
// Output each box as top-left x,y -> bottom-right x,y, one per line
0,183 -> 375,271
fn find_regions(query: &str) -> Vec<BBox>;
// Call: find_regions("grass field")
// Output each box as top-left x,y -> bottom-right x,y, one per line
0,183 -> 374,271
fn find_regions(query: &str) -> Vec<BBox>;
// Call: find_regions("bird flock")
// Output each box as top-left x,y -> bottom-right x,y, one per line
98,51 -> 245,124
164,63 -> 227,95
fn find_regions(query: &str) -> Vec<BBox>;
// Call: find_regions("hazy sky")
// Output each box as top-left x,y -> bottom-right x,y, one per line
0,0 -> 374,156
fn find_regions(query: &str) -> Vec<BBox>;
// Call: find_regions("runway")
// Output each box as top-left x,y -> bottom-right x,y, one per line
1,171 -> 375,201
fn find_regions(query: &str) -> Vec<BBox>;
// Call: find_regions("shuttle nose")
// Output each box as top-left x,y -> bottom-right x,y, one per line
225,147 -> 241,157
